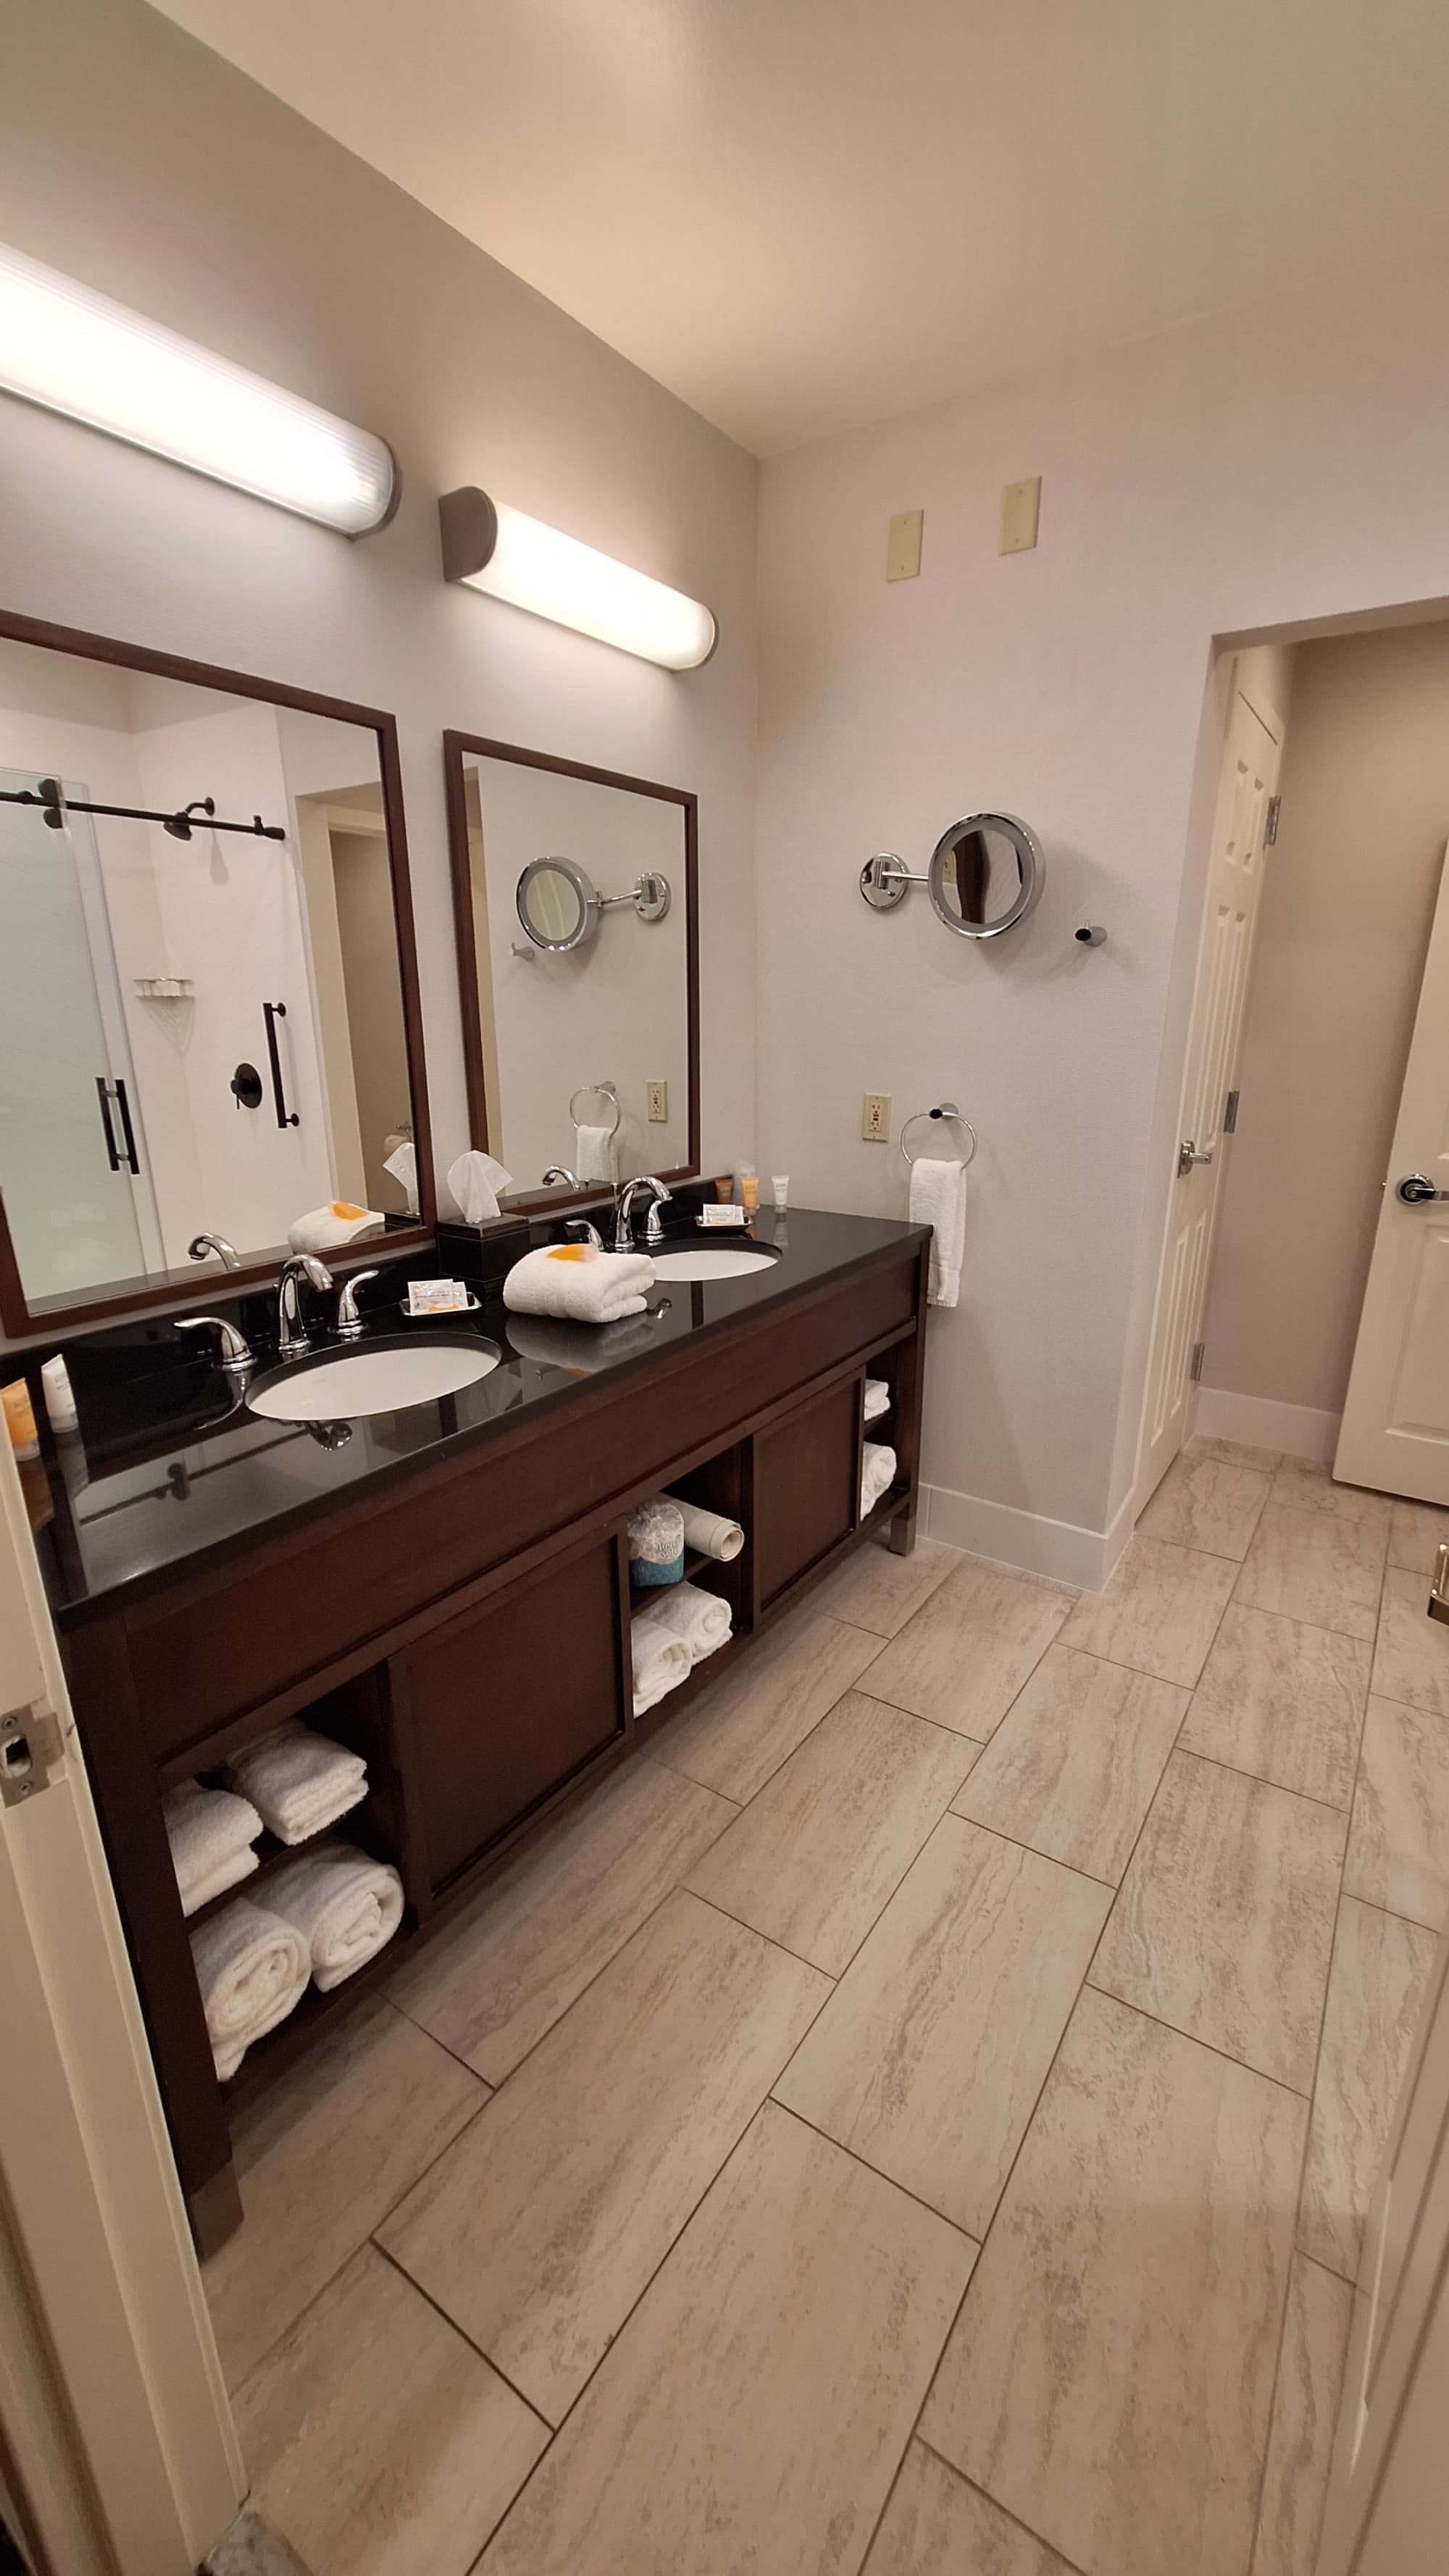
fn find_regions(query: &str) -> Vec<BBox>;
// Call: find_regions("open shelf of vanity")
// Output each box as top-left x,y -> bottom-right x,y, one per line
44,1208 -> 929,2253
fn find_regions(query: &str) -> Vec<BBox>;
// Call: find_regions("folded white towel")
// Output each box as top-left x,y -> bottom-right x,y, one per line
637,1578 -> 732,1665
448,1148 -> 514,1225
267,1845 -> 405,1992
630,1605 -> 693,1715
226,1723 -> 368,1847
384,1140 -> 419,1216
909,1156 -> 966,1308
861,1441 -> 898,1515
503,1242 -> 655,1325
577,1122 -> 616,1184
288,1203 -> 385,1256
190,1897 -> 309,2081
864,1377 -> 891,1422
163,1779 -> 264,1918
672,1499 -> 745,1563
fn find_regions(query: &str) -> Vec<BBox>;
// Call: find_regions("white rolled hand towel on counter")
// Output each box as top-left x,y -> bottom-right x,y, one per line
267,1845 -> 404,1991
639,1578 -> 732,1664
190,1898 -> 309,2081
226,1723 -> 368,1846
163,1778 -> 263,1918
630,1604 -> 693,1715
503,1242 -> 655,1325
861,1441 -> 898,1515
909,1156 -> 966,1308
672,1499 -> 745,1563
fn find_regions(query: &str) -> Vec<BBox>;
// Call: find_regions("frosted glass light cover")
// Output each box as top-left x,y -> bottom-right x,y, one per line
0,241 -> 396,534
440,487 -> 716,670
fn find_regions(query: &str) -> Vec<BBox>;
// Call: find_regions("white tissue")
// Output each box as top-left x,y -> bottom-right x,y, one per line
448,1149 -> 514,1225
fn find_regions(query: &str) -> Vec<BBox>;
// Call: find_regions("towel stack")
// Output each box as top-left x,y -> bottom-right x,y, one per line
188,1841 -> 405,2079
226,1722 -> 368,1844
504,1242 -> 654,1325
267,1844 -> 405,1992
630,1579 -> 732,1717
861,1441 -> 898,1516
163,1779 -> 263,1918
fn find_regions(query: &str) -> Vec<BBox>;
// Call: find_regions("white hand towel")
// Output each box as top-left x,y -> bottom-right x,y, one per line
672,1500 -> 745,1563
288,1203 -> 385,1256
163,1778 -> 263,1918
503,1242 -> 656,1325
861,1440 -> 898,1515
384,1140 -> 419,1215
909,1156 -> 966,1308
637,1578 -> 732,1665
630,1604 -> 693,1715
267,1845 -> 404,1992
448,1149 -> 514,1225
864,1377 -> 891,1423
577,1123 -> 616,1184
226,1723 -> 368,1847
190,1898 -> 309,2080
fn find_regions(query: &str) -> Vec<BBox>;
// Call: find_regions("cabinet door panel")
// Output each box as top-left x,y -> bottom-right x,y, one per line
754,1378 -> 860,1610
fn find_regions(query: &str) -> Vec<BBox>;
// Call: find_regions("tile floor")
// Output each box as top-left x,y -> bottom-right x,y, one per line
205,1442 -> 1449,2576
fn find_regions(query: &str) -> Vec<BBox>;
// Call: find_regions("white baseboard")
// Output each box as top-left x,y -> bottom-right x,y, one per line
922,1481 -> 1127,1591
1196,1386 -> 1341,1465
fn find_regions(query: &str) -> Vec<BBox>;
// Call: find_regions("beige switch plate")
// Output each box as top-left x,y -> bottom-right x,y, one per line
886,510 -> 923,582
1000,476 -> 1041,554
647,1079 -> 668,1123
861,1092 -> 891,1142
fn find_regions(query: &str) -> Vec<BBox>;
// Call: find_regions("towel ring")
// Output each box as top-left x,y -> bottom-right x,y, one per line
900,1103 -> 977,1168
569,1081 -> 621,1139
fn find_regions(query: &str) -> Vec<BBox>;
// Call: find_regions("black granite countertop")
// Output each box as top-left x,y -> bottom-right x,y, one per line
23,1205 -> 927,1626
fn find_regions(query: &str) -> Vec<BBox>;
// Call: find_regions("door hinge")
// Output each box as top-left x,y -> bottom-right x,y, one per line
1264,795 -> 1282,847
0,1701 -> 65,1807
1224,1089 -> 1240,1134
1190,1341 -> 1206,1384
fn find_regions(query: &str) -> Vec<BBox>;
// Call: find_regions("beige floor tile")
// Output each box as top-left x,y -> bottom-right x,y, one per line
478,2102 -> 974,2576
235,2246 -> 547,2576
921,1988 -> 1304,2576
388,1755 -> 734,2083
202,1998 -> 484,2389
1387,1496 -> 1449,1576
863,2446 -> 1073,2576
1189,1435 -> 1284,1471
204,2507 -> 311,2576
1371,1564 -> 1449,1718
1138,1450 -> 1273,1559
1235,1502 -> 1387,1642
685,1693 -> 973,1972
953,1644 -> 1187,1882
1091,1752 -> 1345,2090
1181,1605 -> 1370,1808
1269,1462 -> 1392,1539
380,1891 -> 827,2422
650,1609 -> 879,1801
1058,1536 -> 1238,1688
860,1560 -> 1073,1739
807,1533 -> 959,1637
1298,1895 -> 1440,2279
1250,2253 -> 1353,2576
776,1815 -> 1109,2236
1344,1694 -> 1449,1930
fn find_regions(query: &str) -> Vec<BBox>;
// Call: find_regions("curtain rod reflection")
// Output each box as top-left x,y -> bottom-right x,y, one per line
0,776 -> 286,842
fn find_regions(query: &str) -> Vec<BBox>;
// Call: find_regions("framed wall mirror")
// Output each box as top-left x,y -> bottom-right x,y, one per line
0,611 -> 433,1335
444,732 -> 698,1208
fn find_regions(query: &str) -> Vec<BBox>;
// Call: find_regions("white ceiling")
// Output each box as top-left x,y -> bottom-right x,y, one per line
152,0 -> 1449,456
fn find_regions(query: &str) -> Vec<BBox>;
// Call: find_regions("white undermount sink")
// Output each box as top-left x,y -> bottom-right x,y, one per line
649,1244 -> 782,1281
247,1337 -> 500,1421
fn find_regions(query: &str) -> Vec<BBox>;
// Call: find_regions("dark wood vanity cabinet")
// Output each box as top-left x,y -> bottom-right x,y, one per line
754,1378 -> 862,1608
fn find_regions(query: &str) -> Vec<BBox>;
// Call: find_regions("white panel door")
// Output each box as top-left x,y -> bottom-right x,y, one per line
1136,682 -> 1282,1506
1337,843 -> 1449,1502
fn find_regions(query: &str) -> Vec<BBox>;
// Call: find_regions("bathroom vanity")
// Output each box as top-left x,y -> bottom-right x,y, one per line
27,1204 -> 928,2249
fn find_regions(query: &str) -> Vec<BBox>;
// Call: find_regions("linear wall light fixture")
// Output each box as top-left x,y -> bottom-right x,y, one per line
0,241 -> 397,533
439,486 -> 717,670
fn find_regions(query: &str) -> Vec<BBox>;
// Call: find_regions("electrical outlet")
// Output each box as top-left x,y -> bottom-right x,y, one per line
1000,476 -> 1041,554
885,510 -> 923,582
861,1092 -> 891,1142
647,1079 -> 668,1123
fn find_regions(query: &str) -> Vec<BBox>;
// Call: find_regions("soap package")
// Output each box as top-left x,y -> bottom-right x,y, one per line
406,1278 -> 470,1315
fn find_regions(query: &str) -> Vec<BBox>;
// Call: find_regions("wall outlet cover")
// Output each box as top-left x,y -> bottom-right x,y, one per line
647,1079 -> 668,1123
861,1092 -> 892,1142
1000,476 -> 1042,554
886,510 -> 924,582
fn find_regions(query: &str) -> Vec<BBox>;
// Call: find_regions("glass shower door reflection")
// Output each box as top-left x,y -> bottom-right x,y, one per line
0,771 -> 151,1302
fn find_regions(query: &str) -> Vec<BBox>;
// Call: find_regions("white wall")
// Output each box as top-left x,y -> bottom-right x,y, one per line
756,251 -> 1449,1575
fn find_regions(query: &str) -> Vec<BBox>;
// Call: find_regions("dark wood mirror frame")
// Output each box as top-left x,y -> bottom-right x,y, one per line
443,730 -> 700,1216
0,609 -> 434,1339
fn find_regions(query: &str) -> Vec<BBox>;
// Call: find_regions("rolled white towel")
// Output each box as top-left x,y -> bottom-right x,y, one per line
163,1779 -> 263,1918
503,1242 -> 655,1326
861,1441 -> 898,1515
638,1578 -> 732,1665
630,1604 -> 693,1715
267,1845 -> 405,1993
226,1723 -> 368,1847
287,1201 -> 385,1255
864,1377 -> 891,1423
672,1499 -> 745,1563
908,1156 -> 967,1308
190,1897 -> 309,2081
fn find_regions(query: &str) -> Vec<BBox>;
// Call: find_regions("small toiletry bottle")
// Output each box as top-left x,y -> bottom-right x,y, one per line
3,1378 -> 39,1461
772,1175 -> 789,1214
737,1164 -> 759,1215
713,1174 -> 733,1203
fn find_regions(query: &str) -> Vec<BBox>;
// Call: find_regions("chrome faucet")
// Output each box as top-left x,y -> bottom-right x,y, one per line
277,1253 -> 333,1356
335,1268 -> 379,1339
614,1175 -> 672,1252
188,1231 -> 240,1269
559,1216 -> 605,1250
175,1314 -> 253,1377
542,1166 -> 582,1190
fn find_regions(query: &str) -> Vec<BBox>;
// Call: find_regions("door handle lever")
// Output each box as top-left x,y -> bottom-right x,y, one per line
1177,1140 -> 1214,1176
1396,1172 -> 1449,1206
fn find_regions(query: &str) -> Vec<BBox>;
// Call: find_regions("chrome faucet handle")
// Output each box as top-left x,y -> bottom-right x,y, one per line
175,1314 -> 253,1376
188,1231 -> 241,1269
560,1218 -> 604,1250
335,1268 -> 380,1338
277,1253 -> 333,1356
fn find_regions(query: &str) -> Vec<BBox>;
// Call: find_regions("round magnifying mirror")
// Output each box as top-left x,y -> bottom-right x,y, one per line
927,812 -> 1044,940
516,856 -> 597,952
635,870 -> 671,924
